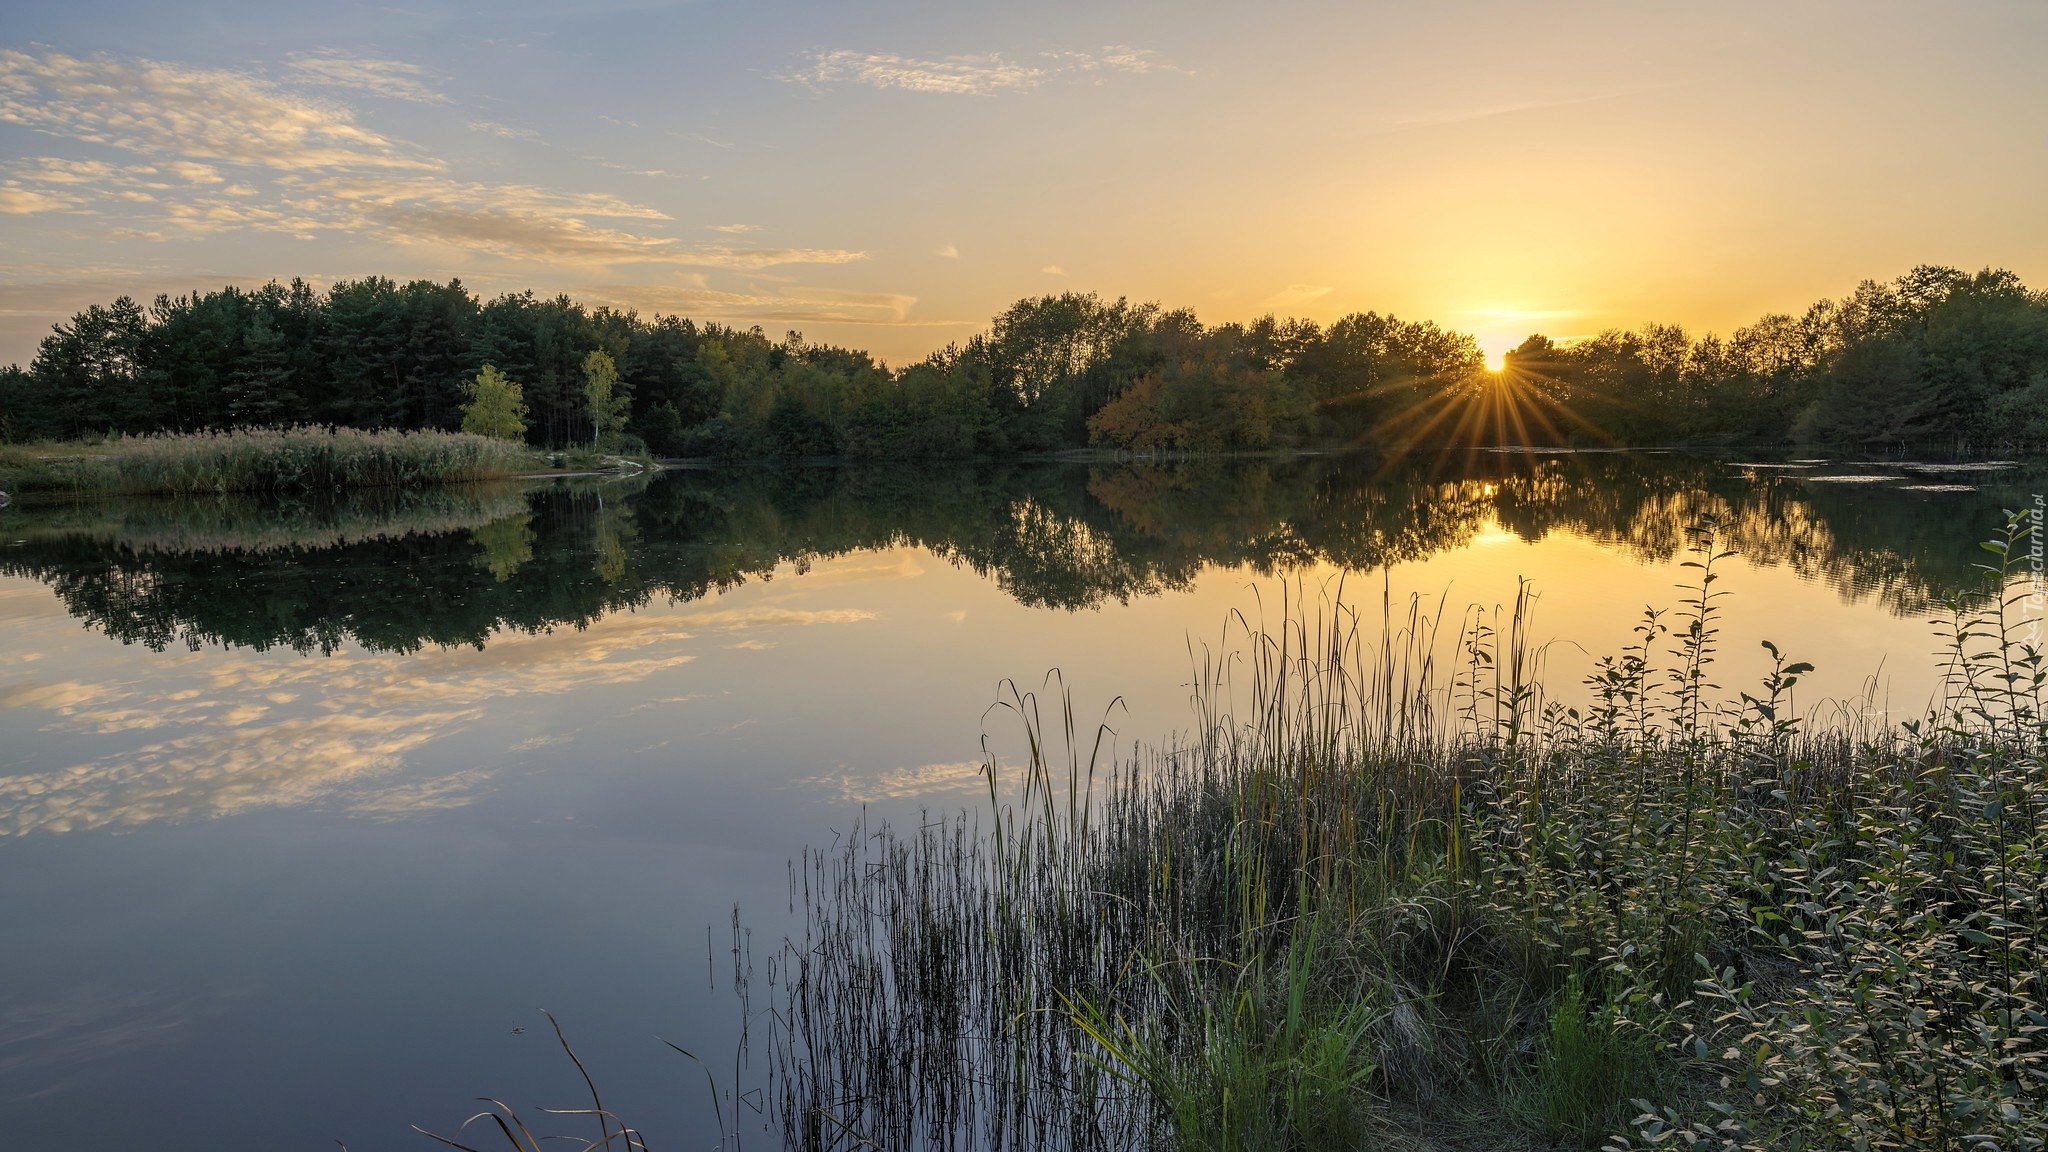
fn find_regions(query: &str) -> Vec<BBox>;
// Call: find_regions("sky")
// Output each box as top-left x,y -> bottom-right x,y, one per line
1,0 -> 2043,369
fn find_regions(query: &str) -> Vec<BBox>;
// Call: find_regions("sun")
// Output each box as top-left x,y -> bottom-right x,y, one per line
1484,349 -> 1506,373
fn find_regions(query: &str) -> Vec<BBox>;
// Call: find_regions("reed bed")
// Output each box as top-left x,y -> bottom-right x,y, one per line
764,517 -> 2046,1152
0,427 -> 540,498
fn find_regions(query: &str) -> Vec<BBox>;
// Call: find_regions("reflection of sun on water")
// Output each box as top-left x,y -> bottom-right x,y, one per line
1471,518 -> 1517,546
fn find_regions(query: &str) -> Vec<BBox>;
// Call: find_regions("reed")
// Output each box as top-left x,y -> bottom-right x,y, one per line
0,427 -> 541,498
766,514 -> 2046,1151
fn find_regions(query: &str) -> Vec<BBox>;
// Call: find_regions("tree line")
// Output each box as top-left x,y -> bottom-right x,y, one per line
2,265 -> 2042,456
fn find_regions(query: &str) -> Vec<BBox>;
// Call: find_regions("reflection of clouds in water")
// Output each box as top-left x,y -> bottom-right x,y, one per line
0,987 -> 228,1097
0,604 -> 878,835
771,553 -> 924,588
0,711 -> 468,835
508,731 -> 578,751
347,768 -> 493,819
0,680 -> 107,712
798,759 -> 987,804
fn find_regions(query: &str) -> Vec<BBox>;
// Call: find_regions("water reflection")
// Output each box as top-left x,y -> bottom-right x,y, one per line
0,453 -> 2028,656
0,598 -> 880,836
0,451 -> 2032,1149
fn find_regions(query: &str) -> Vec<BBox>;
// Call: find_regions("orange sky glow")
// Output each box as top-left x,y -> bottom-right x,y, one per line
1,1 -> 2043,368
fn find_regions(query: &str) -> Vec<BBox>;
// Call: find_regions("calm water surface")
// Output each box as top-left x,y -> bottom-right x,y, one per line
0,452 -> 2033,1149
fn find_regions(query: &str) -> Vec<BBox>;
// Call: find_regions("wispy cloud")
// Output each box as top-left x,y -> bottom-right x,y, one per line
0,49 -> 436,171
299,175 -> 675,223
468,119 -> 540,141
1044,46 -> 1183,76
787,44 -> 1177,96
583,282 -> 926,325
287,51 -> 449,105
16,161 -> 867,267
0,49 -> 880,286
709,223 -> 761,233
935,243 -> 959,258
794,50 -> 1045,95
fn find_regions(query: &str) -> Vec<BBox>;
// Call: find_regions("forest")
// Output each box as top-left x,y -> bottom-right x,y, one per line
1,264 -> 2043,457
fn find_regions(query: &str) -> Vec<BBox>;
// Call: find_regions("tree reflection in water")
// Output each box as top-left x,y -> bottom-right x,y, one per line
0,452 -> 2027,654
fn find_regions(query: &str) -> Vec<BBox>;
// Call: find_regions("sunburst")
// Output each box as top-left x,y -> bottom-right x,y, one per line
1359,358 -> 1616,480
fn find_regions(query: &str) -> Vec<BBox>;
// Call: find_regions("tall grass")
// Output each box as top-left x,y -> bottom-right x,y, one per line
766,516 -> 2045,1151
0,427 -> 541,498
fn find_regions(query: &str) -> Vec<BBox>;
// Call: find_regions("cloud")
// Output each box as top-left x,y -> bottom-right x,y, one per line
164,161 -> 223,184
709,223 -> 760,233
789,44 -> 1180,95
1045,46 -> 1183,76
468,119 -> 540,141
793,50 -> 1046,95
581,282 -> 929,325
0,184 -> 76,214
1266,284 -> 1333,308
0,49 -> 436,171
299,175 -> 675,222
287,51 -> 449,105
0,49 -> 876,287
1041,265 -> 1064,275
10,158 -> 865,268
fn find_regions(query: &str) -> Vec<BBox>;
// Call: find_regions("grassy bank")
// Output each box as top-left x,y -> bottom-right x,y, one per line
0,427 -> 542,499
760,521 -> 2044,1152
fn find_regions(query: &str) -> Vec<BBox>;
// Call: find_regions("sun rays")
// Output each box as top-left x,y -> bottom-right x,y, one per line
1359,358 -> 1615,479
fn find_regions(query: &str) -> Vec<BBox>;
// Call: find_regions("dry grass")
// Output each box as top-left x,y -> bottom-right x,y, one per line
0,427 -> 542,498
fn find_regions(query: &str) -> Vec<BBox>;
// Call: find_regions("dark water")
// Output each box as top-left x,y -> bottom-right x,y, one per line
0,452 -> 2034,1149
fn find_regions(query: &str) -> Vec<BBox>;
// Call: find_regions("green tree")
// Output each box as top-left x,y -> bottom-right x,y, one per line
582,349 -> 630,448
460,364 -> 529,442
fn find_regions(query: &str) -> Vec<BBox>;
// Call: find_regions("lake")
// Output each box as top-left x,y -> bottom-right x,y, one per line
0,451 -> 2035,1149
